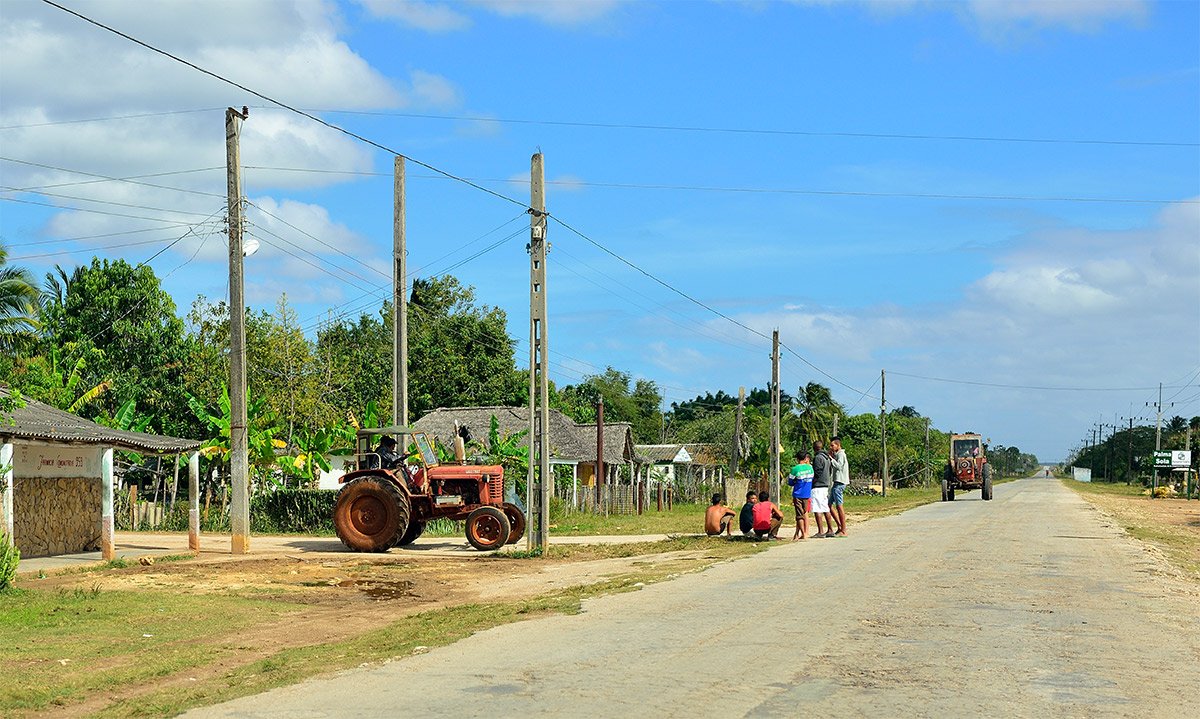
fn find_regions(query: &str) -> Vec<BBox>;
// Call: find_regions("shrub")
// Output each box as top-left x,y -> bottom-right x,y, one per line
0,531 -> 18,590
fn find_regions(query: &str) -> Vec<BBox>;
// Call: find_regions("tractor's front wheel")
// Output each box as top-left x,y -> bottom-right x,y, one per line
465,506 -> 511,551
982,464 -> 994,501
334,476 -> 410,552
941,477 -> 949,502
502,503 -> 527,544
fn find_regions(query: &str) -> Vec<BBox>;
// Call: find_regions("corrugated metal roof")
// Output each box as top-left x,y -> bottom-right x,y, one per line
411,405 -> 635,464
0,388 -> 201,454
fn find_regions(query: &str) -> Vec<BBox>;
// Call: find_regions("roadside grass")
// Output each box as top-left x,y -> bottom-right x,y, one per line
0,587 -> 308,715
2,538 -> 762,718
1062,479 -> 1200,581
493,534 -> 771,561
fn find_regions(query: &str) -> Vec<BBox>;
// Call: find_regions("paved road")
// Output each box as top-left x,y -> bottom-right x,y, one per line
186,478 -> 1198,718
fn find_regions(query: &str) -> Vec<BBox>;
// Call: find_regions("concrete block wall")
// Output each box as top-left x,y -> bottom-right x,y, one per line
13,476 -> 101,558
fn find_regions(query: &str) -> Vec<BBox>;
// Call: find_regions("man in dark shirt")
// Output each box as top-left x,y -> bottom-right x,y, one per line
738,490 -> 758,537
811,440 -> 835,538
375,435 -> 401,470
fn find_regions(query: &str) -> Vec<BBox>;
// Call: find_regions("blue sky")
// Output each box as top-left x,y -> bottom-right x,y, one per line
2,0 -> 1198,461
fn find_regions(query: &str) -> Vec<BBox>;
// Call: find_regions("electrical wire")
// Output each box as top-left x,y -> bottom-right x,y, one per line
1,157 -> 225,197
0,107 -> 223,130
3,223 -> 197,248
40,0 -> 529,213
299,109 -> 1200,149
887,371 -> 1192,392
0,195 -> 214,225
1,185 -> 227,217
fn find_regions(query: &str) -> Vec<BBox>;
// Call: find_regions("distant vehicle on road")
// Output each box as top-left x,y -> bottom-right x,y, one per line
942,433 -> 993,501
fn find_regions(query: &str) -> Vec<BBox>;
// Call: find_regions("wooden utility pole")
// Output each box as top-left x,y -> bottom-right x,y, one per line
879,369 -> 888,498
770,330 -> 781,503
1126,416 -> 1134,485
527,153 -> 550,551
1148,383 -> 1169,498
730,386 -> 745,477
923,416 -> 930,487
595,397 -> 604,510
225,106 -> 250,555
393,156 -> 408,432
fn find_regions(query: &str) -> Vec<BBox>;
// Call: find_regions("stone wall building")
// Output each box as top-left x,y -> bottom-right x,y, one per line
1,388 -> 199,559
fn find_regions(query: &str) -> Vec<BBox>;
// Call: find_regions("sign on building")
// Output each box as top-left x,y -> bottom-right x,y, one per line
16,444 -> 103,479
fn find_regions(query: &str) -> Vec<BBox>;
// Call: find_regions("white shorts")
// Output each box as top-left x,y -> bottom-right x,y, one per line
810,486 -> 830,514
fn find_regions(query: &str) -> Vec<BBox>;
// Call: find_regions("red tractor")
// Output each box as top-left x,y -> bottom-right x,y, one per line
333,427 -> 526,552
942,433 -> 993,502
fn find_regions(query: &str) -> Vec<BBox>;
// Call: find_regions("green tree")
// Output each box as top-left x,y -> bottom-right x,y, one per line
38,258 -> 191,436
408,276 -> 524,416
0,243 -> 39,350
557,367 -> 664,444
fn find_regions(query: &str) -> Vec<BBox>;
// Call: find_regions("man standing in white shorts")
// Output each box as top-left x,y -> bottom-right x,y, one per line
810,440 -> 834,538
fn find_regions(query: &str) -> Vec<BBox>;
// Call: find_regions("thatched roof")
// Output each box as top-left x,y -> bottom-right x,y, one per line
412,406 -> 637,464
0,388 -> 200,454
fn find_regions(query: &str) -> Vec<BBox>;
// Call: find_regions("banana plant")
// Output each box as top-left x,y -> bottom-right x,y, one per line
186,387 -> 286,485
279,423 -> 355,486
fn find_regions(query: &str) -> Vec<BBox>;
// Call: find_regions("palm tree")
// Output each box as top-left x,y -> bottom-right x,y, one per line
0,243 -> 39,349
791,382 -> 841,447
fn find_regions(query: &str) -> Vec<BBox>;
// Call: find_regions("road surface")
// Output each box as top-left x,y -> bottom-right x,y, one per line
186,478 -> 1198,718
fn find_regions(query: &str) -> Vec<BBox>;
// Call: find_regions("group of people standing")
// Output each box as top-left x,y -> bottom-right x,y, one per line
786,437 -> 849,540
703,436 -> 850,541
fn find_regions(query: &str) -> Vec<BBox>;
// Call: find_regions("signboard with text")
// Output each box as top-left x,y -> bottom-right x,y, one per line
15,444 -> 102,479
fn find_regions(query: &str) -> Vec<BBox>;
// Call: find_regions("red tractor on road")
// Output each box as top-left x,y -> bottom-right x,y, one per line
942,433 -> 993,502
333,427 -> 526,552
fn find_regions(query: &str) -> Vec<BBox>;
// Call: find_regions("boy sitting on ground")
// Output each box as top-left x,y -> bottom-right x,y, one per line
704,493 -> 737,537
738,490 -> 758,537
751,490 -> 784,540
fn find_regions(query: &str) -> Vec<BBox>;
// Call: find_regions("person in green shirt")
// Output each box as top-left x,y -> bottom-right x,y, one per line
786,450 -> 814,540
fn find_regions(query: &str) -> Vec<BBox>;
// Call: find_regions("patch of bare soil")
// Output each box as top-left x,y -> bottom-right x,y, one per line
32,548 -> 721,718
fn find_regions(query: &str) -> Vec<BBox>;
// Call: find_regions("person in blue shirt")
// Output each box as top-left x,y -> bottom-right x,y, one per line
787,450 -> 814,540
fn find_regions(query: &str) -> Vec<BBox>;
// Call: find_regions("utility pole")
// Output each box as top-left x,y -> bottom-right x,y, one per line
1147,383 -> 1171,498
923,416 -> 930,487
770,330 -> 781,503
1125,416 -> 1134,485
225,106 -> 250,555
880,369 -> 888,498
729,385 -> 745,486
595,396 -> 604,511
393,156 -> 408,432
527,153 -> 550,550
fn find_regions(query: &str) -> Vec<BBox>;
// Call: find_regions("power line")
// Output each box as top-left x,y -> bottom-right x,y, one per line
6,232 -> 218,261
1,185 -> 226,217
0,195 -> 214,225
40,0 -> 529,213
1,157 -> 225,197
0,107 -> 223,130
3,222 -> 197,248
240,164 -> 1197,206
549,214 -> 873,399
300,109 -> 1200,149
888,371 -> 1194,392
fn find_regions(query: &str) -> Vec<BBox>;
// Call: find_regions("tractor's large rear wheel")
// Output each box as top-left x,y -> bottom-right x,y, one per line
334,476 -> 409,552
501,503 -> 526,544
465,506 -> 511,551
395,519 -> 426,547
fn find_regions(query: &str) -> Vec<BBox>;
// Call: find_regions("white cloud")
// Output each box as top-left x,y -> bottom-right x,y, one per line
357,0 -> 472,32
708,198 -> 1199,457
786,0 -> 1150,37
358,0 -> 626,30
